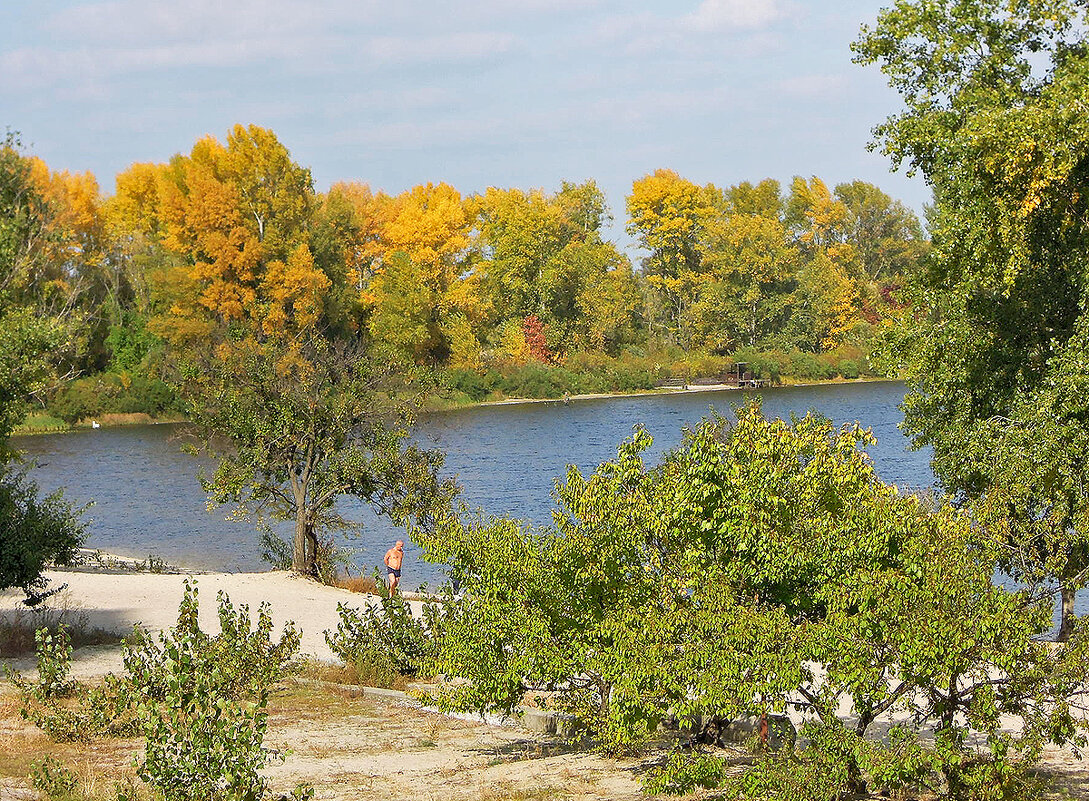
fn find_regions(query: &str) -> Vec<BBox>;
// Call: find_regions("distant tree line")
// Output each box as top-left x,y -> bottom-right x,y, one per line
0,124 -> 927,422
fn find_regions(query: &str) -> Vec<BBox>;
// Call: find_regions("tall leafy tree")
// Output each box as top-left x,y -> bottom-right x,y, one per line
153,125 -> 323,342
855,0 -> 1089,637
696,211 -> 797,350
626,169 -> 713,278
366,183 -> 475,363
472,181 -> 638,356
834,179 -> 926,281
0,133 -> 84,602
181,335 -> 453,576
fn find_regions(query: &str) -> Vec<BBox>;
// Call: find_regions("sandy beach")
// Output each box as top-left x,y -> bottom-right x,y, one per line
0,568 -> 382,678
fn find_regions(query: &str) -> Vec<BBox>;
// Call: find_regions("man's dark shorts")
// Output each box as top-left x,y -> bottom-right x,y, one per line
387,567 -> 401,578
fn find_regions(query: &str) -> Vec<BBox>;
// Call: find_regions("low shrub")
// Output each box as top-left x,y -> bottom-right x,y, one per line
30,756 -> 79,801
123,580 -> 300,702
49,372 -> 178,424
445,368 -> 491,402
643,749 -> 727,795
16,580 -> 308,800
325,582 -> 438,687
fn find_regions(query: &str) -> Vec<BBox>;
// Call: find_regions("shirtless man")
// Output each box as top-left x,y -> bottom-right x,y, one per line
384,540 -> 405,593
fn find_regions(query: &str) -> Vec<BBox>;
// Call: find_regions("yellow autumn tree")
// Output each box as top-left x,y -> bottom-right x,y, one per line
797,252 -> 857,350
148,125 -> 324,343
367,182 -> 474,362
626,169 -> 715,278
26,159 -> 106,304
260,243 -> 331,333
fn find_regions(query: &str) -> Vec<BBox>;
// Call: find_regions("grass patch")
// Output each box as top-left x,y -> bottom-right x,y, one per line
270,677 -> 380,723
479,782 -> 570,801
0,606 -> 123,658
301,655 -> 413,691
334,574 -> 380,594
13,412 -> 69,434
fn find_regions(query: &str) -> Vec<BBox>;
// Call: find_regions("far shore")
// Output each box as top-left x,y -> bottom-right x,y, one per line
13,376 -> 897,436
472,375 -> 895,409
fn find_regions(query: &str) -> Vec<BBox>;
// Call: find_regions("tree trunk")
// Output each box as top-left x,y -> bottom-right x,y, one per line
1057,584 -> 1077,642
292,509 -> 315,575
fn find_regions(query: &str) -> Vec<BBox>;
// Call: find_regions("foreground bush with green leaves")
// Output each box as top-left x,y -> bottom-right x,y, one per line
12,580 -> 310,801
417,400 -> 1089,799
325,577 -> 438,687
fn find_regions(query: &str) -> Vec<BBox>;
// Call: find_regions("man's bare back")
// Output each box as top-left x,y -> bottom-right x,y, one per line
384,540 -> 404,592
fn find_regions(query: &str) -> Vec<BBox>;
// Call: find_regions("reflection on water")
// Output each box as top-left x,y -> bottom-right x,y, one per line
15,381 -> 933,588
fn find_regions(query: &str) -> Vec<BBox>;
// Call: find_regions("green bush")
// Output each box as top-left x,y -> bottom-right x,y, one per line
27,625 -> 76,700
643,749 -> 726,795
12,625 -> 140,742
132,582 -> 306,801
29,756 -> 79,800
733,348 -> 785,382
123,581 -> 300,703
786,350 -> 833,381
498,363 -> 577,398
324,582 -> 437,686
837,358 -> 861,380
138,646 -> 272,801
445,368 -> 490,402
17,581 -> 307,800
49,372 -> 178,423
0,462 -> 84,604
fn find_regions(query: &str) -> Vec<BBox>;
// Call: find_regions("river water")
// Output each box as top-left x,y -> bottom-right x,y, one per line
14,381 -> 933,588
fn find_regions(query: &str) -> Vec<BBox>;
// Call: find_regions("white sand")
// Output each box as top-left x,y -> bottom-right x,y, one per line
0,568 -> 388,677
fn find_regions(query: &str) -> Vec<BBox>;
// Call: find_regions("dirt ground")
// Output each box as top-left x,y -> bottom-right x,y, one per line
0,675 -> 647,801
4,672 -> 1089,801
2,568 -> 1088,800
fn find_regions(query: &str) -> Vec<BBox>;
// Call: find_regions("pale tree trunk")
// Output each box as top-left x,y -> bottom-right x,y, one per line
289,446 -> 317,576
1057,584 -> 1077,642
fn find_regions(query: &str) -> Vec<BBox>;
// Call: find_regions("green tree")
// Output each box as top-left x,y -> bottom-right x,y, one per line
854,0 -> 1089,637
834,179 -> 926,281
419,403 -> 1086,795
179,334 -> 453,577
472,180 -> 635,356
0,135 -> 84,603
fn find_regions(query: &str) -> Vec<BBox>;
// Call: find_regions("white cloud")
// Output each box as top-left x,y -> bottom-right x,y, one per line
684,0 -> 784,32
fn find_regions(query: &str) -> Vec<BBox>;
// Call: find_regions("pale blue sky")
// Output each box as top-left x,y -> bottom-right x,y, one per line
2,1 -> 929,247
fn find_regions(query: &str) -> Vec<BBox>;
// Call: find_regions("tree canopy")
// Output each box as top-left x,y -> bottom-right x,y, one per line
855,0 -> 1089,637
0,133 -> 84,603
418,402 -> 1088,797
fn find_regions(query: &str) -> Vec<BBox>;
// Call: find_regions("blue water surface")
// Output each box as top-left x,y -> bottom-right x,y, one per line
15,381 -> 931,587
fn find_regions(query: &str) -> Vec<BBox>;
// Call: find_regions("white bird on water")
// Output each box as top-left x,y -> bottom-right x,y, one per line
91,420 -> 100,429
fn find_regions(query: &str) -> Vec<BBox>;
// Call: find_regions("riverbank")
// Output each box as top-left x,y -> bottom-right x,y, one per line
13,377 -> 897,434
0,568 -> 383,678
12,411 -> 186,437
468,376 -> 894,409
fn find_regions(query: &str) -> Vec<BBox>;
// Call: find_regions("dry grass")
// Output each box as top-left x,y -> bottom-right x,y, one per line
477,782 -> 570,801
0,687 -> 144,800
335,575 -> 380,594
296,656 -> 414,691
9,671 -> 1086,801
0,605 -> 124,658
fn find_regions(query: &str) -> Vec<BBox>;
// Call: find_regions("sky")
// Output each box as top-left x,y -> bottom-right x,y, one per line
1,0 -> 931,249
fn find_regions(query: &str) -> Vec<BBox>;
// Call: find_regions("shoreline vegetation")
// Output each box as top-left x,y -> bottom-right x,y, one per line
12,374 -> 896,435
